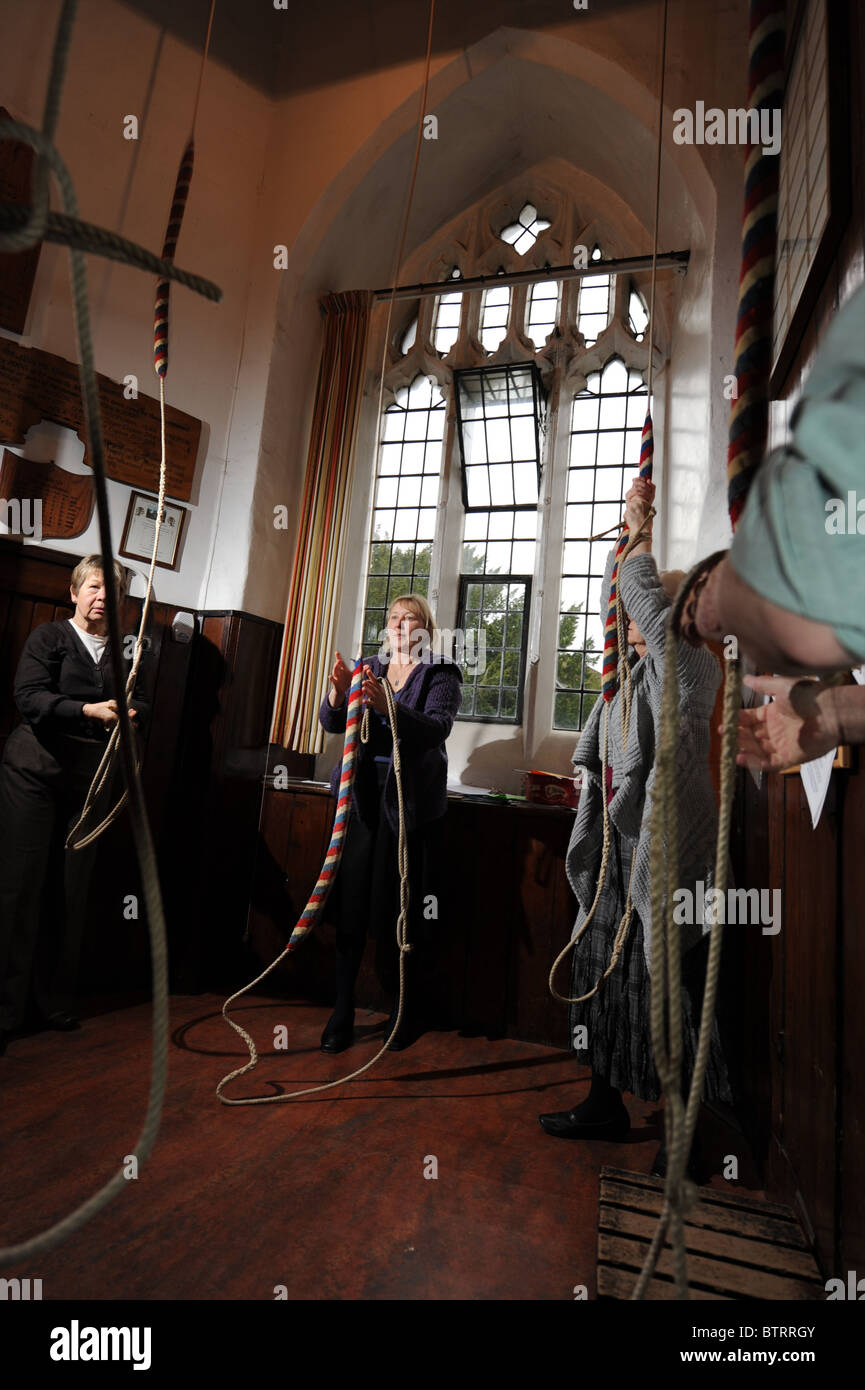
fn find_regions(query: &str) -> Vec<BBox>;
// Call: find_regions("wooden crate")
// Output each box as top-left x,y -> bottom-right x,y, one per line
597,1166 -> 825,1300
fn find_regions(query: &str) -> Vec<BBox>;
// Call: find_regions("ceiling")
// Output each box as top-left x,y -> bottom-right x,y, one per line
116,0 -> 658,98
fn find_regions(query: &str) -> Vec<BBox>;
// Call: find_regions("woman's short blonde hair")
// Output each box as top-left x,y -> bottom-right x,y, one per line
387,592 -> 437,638
70,554 -> 128,595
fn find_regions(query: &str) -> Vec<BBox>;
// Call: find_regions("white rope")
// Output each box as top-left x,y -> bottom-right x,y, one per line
216,675 -> 413,1105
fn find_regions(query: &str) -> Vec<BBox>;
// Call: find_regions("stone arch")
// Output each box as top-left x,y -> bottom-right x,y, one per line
248,23 -> 719,616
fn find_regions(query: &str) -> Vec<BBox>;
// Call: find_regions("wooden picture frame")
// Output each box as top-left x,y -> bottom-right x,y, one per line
770,0 -> 851,395
119,489 -> 187,571
779,744 -> 852,776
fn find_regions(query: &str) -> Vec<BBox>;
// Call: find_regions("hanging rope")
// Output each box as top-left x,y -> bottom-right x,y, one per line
218,0 -> 437,1101
629,0 -> 786,1298
217,663 -> 413,1104
551,1 -> 666,1010
629,561 -> 742,1299
601,0 -> 668,752
548,512 -> 653,1005
727,0 -> 786,529
66,0 -> 217,851
371,0 -> 436,438
0,0 -> 220,1266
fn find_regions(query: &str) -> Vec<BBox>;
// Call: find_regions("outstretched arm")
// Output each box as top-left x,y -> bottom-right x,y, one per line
734,674 -> 864,770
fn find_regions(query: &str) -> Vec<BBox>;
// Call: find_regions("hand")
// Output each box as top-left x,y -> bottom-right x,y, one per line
361,665 -> 388,715
624,477 -> 655,534
730,675 -> 841,772
328,650 -> 352,707
83,699 -> 120,728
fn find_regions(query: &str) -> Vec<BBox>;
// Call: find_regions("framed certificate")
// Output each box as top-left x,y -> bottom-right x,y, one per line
119,489 -> 187,571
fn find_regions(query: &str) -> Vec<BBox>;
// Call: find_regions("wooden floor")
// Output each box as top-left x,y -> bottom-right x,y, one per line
1,994 -> 763,1301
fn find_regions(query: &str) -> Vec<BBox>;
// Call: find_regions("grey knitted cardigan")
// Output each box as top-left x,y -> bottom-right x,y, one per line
566,547 -> 722,973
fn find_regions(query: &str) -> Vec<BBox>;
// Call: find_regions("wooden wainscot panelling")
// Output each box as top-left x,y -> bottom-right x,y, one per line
725,766 -> 775,1171
0,539 -> 196,995
246,784 -> 336,1003
507,812 -> 574,1050
839,753 -> 865,1275
779,771 -> 839,1275
163,611 -> 284,993
251,785 -> 578,1047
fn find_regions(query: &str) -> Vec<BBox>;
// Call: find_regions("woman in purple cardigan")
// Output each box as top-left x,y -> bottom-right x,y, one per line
318,594 -> 462,1053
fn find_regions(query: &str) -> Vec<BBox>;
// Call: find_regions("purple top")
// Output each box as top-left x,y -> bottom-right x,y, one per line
318,655 -> 463,833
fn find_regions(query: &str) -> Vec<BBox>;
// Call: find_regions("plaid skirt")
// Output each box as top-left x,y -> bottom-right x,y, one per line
569,827 -> 732,1104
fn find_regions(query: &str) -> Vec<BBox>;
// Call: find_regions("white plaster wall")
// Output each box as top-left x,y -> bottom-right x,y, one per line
0,0 -> 754,781
0,0 -> 272,612
664,0 -> 750,569
246,10 -> 747,787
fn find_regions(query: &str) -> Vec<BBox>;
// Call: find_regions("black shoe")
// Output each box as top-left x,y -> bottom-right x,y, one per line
538,1098 -> 630,1141
650,1142 -> 703,1184
44,1012 -> 80,1031
320,1015 -> 354,1054
384,1008 -> 425,1052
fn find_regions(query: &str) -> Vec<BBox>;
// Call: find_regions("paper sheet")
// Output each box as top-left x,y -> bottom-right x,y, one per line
800,747 -> 836,829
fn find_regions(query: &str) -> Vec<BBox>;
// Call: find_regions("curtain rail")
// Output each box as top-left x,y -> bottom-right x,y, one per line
370,249 -> 689,303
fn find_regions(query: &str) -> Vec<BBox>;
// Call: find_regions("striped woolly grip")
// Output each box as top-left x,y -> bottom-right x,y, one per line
727,0 -> 785,529
286,657 -> 364,951
153,138 -> 195,379
602,409 -> 654,701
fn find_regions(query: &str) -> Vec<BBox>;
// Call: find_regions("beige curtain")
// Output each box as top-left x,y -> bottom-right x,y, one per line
270,289 -> 371,752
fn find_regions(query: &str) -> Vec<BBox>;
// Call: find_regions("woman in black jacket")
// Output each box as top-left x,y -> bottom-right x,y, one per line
318,593 -> 462,1054
0,555 -> 148,1050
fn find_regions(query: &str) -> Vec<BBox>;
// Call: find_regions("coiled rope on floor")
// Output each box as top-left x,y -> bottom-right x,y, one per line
217,663 -> 414,1104
0,0 -> 221,1268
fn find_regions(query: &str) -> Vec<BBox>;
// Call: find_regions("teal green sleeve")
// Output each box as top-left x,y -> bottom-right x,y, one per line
729,284 -> 865,662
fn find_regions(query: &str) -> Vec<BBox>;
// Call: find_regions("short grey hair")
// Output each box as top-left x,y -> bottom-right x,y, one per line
70,554 -> 128,595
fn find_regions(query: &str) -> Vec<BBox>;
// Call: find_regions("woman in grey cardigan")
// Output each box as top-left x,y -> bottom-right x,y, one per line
540,480 -> 730,1171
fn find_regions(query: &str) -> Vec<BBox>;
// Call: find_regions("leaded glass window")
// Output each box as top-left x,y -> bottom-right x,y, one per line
556,358 -> 649,729
362,374 -> 445,657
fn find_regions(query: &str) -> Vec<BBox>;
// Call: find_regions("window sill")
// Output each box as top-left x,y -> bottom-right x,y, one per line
263,774 -> 576,813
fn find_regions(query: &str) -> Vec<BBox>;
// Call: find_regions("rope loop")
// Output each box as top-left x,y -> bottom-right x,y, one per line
216,664 -> 414,1105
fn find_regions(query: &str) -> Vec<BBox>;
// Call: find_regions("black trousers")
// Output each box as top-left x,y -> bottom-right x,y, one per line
331,761 -> 442,1006
0,724 -> 105,1029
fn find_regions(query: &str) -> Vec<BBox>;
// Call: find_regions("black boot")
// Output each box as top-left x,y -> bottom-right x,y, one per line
651,1069 -> 704,1181
383,948 -> 429,1051
384,997 -> 424,1051
650,1139 -> 704,1184
650,1110 -> 705,1184
539,1071 -> 630,1140
321,944 -> 363,1054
